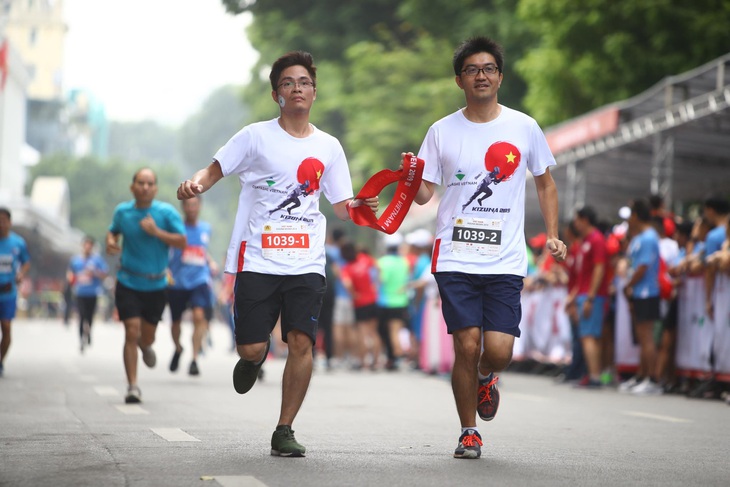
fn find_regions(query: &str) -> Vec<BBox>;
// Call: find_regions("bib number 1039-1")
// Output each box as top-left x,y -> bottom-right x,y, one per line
261,222 -> 311,261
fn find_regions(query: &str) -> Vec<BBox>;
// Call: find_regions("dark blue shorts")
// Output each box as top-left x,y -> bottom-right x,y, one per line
434,272 -> 523,337
0,299 -> 17,320
167,283 -> 213,321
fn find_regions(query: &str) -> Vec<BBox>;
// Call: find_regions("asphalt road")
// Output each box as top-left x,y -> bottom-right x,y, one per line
1,318 -> 728,487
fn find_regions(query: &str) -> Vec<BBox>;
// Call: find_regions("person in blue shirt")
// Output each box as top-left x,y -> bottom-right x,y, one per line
167,196 -> 215,377
67,236 -> 108,352
106,168 -> 186,404
701,195 -> 729,322
621,198 -> 662,395
0,208 -> 31,377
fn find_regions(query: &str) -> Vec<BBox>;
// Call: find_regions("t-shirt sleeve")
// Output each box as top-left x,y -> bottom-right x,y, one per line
321,141 -> 354,204
417,125 -> 442,186
213,126 -> 253,177
164,205 -> 186,235
527,119 -> 556,177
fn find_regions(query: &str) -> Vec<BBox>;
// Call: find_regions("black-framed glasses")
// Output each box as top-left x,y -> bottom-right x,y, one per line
277,77 -> 315,90
461,64 -> 500,77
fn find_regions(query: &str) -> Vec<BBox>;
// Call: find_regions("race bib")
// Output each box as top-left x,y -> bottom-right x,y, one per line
181,246 -> 207,266
261,221 -> 311,261
451,216 -> 503,256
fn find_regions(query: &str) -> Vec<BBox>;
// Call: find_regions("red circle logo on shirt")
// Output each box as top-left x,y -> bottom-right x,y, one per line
297,157 -> 325,192
484,141 -> 520,181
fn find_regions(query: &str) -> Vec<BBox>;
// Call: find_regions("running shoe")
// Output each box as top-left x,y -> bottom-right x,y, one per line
232,336 -> 270,394
270,425 -> 306,457
630,378 -> 663,396
170,347 -> 183,372
141,346 -> 156,368
453,429 -> 482,459
477,373 -> 500,421
0,361 -> 4,377
125,385 -> 142,404
573,376 -> 602,389
618,376 -> 641,393
189,360 -> 199,376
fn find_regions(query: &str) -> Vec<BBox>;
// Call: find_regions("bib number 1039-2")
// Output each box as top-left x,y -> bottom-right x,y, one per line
451,217 -> 502,256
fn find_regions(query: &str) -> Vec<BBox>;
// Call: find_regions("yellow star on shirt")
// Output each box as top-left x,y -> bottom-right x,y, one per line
316,169 -> 322,179
505,151 -> 517,163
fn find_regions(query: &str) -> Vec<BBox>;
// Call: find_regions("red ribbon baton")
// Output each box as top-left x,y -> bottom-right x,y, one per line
348,153 -> 425,235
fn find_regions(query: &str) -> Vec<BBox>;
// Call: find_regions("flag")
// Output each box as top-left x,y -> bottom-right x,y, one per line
0,40 -> 8,91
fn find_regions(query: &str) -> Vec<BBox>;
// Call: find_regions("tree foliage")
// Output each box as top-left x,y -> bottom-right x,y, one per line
27,154 -> 182,244
516,0 -> 730,125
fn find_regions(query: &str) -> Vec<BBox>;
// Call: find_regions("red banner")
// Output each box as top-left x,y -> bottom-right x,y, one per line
348,154 -> 424,234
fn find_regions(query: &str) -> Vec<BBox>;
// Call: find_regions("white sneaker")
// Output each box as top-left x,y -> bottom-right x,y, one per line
618,376 -> 640,393
630,378 -> 663,395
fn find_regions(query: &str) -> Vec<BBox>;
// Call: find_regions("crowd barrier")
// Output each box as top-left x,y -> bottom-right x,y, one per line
417,273 -> 730,380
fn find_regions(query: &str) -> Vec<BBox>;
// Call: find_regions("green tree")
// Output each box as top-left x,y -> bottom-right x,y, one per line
27,154 -> 182,244
108,120 -> 180,165
516,0 -> 730,126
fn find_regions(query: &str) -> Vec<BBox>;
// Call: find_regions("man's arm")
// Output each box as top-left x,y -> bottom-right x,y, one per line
533,168 -> 567,261
139,217 -> 187,249
332,197 -> 379,221
106,231 -> 121,255
415,180 -> 435,206
177,161 -> 224,200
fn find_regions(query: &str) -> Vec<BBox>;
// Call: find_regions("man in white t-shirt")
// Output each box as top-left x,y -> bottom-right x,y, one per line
412,37 -> 567,459
177,51 -> 377,458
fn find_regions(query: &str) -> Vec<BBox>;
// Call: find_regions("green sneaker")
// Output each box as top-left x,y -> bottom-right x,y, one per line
232,336 -> 270,394
271,425 -> 306,457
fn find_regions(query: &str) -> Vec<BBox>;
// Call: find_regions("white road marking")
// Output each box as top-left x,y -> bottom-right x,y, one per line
151,428 -> 200,442
115,405 -> 150,415
94,386 -> 120,397
206,476 -> 269,487
622,410 -> 693,423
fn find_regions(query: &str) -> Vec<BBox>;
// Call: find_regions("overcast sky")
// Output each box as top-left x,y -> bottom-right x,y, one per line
63,0 -> 258,125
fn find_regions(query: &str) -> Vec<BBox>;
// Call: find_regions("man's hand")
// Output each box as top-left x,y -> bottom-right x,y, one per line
106,234 -> 121,256
177,179 -> 204,200
349,197 -> 379,214
546,238 -> 567,262
140,215 -> 159,236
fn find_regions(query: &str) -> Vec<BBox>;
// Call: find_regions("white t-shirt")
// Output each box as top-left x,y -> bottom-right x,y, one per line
417,106 -> 555,276
215,118 -> 353,276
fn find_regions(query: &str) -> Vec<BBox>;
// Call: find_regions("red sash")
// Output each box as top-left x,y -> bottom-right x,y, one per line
348,154 -> 424,235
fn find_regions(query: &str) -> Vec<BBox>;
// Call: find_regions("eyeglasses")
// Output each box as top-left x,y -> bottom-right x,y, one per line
461,64 -> 500,77
277,78 -> 315,90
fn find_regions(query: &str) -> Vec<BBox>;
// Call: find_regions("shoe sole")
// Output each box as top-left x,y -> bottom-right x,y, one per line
453,451 -> 481,459
270,449 -> 306,457
125,396 -> 141,404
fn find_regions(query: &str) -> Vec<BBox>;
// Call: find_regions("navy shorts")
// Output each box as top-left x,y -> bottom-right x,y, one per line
434,272 -> 523,337
115,282 -> 167,325
167,283 -> 213,321
0,299 -> 17,320
233,272 -> 326,345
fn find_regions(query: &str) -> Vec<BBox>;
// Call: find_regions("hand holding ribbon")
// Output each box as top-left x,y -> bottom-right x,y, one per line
348,153 -> 425,234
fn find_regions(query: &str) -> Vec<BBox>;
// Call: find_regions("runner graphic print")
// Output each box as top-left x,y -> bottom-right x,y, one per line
462,141 -> 521,211
269,157 -> 325,215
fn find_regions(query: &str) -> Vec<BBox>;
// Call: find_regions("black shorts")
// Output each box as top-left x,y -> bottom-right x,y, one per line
233,272 -> 326,345
661,298 -> 678,331
167,283 -> 213,321
354,303 -> 379,322
379,306 -> 409,324
115,282 -> 167,325
631,296 -> 661,323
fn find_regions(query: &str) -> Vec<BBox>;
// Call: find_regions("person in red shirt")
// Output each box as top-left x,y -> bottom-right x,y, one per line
339,242 -> 381,370
572,206 -> 610,388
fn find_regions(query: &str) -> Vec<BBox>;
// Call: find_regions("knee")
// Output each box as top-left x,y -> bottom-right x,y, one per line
287,330 -> 314,356
238,341 -> 269,362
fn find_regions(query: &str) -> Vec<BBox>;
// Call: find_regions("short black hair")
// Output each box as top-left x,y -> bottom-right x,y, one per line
340,241 -> 357,263
631,198 -> 652,222
83,235 -> 95,244
453,36 -> 504,76
269,51 -> 317,92
703,194 -> 730,215
576,206 -> 598,227
0,207 -> 10,219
